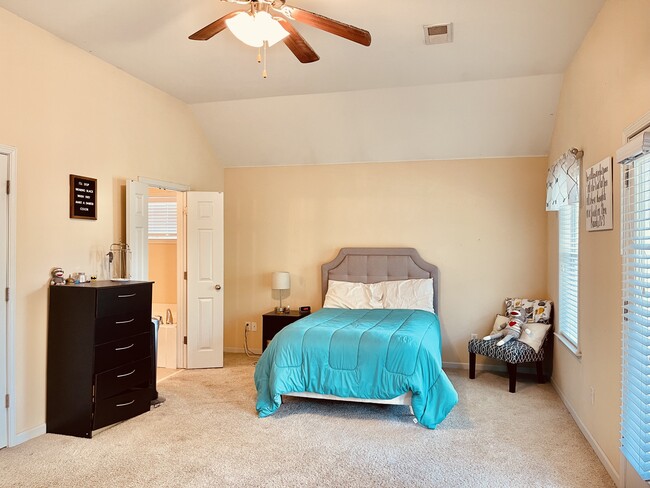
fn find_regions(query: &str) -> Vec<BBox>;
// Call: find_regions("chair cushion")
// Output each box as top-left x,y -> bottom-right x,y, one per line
468,338 -> 545,364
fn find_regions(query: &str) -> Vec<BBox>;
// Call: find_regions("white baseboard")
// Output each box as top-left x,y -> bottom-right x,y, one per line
551,378 -> 620,487
442,361 -> 467,370
10,423 -> 46,447
451,361 -> 618,485
224,346 -> 262,355
443,361 -> 537,375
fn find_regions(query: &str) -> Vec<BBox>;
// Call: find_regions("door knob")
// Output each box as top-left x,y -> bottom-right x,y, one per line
215,284 -> 222,291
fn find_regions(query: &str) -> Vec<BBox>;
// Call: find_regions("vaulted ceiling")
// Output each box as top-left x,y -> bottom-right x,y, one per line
0,0 -> 605,166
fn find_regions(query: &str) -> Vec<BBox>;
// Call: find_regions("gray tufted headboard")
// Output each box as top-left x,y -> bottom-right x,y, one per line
321,248 -> 439,313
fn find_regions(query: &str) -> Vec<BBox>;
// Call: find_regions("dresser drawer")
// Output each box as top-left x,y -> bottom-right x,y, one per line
96,284 -> 151,318
93,388 -> 151,430
95,311 -> 152,345
94,332 -> 150,373
95,357 -> 151,400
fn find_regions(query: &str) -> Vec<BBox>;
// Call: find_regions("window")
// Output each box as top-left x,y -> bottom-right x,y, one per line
620,131 -> 650,480
546,148 -> 582,352
148,197 -> 177,240
558,201 -> 579,348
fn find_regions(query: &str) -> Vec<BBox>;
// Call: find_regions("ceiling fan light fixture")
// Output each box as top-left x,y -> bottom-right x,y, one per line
225,11 -> 289,48
226,12 -> 261,47
256,11 -> 290,47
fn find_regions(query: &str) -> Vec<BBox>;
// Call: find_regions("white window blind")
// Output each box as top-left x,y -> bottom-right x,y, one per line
621,146 -> 650,480
558,202 -> 580,347
148,197 -> 177,240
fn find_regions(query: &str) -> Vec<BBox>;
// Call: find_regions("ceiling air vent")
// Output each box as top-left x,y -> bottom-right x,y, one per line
423,23 -> 453,45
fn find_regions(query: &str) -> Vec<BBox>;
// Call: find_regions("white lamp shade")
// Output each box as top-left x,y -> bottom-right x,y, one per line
256,11 -> 290,47
225,11 -> 289,48
272,271 -> 291,290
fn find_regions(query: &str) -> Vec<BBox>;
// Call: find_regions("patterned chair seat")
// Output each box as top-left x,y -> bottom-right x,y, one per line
468,337 -> 545,364
468,337 -> 548,393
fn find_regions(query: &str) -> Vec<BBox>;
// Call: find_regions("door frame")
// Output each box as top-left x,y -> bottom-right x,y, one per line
133,178 -> 189,368
0,144 -> 17,447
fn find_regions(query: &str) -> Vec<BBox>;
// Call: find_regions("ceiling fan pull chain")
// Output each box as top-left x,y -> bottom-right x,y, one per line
262,41 -> 268,78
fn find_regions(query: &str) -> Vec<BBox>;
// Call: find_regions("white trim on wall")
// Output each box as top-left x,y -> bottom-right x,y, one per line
622,110 -> 650,143
0,144 -> 17,446
551,377 -> 620,486
138,177 -> 190,192
11,423 -> 45,446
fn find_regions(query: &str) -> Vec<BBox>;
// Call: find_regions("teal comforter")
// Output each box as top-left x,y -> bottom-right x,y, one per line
254,308 -> 458,429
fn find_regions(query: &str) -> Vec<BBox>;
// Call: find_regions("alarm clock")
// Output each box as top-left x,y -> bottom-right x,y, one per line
299,306 -> 311,315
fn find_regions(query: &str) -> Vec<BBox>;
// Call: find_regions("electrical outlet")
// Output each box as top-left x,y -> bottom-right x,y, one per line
470,333 -> 478,340
245,321 -> 257,332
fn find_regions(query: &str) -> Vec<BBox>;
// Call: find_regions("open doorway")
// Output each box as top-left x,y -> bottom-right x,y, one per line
127,178 -> 224,373
147,187 -> 184,378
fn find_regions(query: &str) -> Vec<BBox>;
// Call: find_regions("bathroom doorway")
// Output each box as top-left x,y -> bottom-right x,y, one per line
147,187 -> 183,373
127,178 -> 224,371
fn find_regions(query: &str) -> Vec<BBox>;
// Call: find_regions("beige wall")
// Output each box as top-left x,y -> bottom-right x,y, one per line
149,242 -> 177,304
0,8 -> 223,436
224,157 -> 548,363
546,0 -> 650,481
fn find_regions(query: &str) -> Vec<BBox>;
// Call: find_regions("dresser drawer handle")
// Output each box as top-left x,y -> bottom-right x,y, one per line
117,369 -> 136,378
118,293 -> 137,298
115,318 -> 135,325
116,400 -> 135,407
115,343 -> 135,351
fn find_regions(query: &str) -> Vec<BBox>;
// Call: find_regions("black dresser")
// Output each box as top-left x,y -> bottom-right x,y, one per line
47,280 -> 154,438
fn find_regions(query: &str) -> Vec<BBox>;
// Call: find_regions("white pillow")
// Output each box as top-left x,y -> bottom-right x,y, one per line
489,314 -> 509,334
486,315 -> 550,352
323,280 -> 382,309
519,322 -> 552,353
380,278 -> 435,313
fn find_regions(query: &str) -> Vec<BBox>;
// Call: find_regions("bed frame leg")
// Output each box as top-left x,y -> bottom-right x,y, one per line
408,405 -> 417,423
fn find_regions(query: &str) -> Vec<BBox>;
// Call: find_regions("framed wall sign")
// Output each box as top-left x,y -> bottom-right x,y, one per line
584,157 -> 613,231
70,174 -> 97,220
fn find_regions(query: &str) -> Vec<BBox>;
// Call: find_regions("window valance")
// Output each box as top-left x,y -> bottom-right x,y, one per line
546,148 -> 583,211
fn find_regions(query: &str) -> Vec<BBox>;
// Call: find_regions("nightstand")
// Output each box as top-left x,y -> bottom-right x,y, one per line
262,310 -> 306,351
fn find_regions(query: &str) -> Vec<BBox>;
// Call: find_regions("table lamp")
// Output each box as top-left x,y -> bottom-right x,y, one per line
272,271 -> 291,313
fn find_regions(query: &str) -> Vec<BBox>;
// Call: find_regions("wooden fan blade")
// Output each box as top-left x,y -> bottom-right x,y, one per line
189,11 -> 239,40
279,5 -> 371,46
278,19 -> 319,63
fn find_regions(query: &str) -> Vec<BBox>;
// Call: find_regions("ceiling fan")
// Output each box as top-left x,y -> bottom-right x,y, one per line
189,0 -> 372,67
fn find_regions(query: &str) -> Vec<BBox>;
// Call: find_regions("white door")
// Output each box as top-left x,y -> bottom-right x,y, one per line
126,180 -> 149,281
186,192 -> 223,369
0,153 -> 8,448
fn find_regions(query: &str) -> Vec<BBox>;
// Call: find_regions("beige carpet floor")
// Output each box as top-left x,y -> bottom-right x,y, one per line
0,354 -> 614,487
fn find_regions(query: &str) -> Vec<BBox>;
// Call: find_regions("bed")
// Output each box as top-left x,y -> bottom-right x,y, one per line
254,247 -> 458,428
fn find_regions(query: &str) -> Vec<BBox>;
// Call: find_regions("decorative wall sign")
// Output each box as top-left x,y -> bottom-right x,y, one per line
70,174 -> 97,220
584,157 -> 613,231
